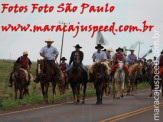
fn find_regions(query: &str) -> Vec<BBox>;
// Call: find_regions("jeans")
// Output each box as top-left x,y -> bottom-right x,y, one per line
66,63 -> 87,73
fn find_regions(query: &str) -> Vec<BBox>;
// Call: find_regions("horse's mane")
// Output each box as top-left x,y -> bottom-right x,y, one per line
89,62 -> 110,74
129,63 -> 142,74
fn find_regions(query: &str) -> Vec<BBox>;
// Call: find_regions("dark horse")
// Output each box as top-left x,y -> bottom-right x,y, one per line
69,55 -> 87,104
91,62 -> 108,104
12,62 -> 29,99
36,60 -> 65,103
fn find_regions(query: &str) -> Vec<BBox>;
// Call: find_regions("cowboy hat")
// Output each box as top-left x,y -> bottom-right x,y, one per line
130,48 -> 135,51
74,44 -> 82,48
45,39 -> 54,43
23,51 -> 28,55
95,44 -> 104,49
116,47 -> 123,52
147,59 -> 152,62
60,57 -> 67,60
106,49 -> 113,52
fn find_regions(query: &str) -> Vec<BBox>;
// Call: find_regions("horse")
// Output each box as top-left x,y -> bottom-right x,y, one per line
12,62 -> 29,99
90,62 -> 110,104
104,59 -> 112,96
69,54 -> 87,104
113,61 -> 125,99
36,60 -> 65,103
146,65 -> 155,97
128,62 -> 143,95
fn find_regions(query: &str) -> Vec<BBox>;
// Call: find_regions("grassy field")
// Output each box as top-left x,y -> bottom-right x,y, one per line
0,59 -> 150,110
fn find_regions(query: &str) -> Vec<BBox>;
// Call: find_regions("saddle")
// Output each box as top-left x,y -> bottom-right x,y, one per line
12,68 -> 33,82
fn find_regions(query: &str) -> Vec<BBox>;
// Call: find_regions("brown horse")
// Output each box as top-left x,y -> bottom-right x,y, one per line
128,63 -> 143,95
36,60 -> 65,103
69,54 -> 87,104
90,62 -> 110,104
12,62 -> 29,99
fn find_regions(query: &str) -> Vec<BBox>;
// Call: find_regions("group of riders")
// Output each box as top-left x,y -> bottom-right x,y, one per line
8,38 -> 163,92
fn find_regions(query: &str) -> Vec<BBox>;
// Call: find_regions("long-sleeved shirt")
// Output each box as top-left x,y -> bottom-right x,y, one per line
127,54 -> 138,65
40,46 -> 59,60
92,51 -> 107,62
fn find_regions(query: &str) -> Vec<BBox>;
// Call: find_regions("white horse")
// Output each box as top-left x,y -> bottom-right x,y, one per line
113,60 -> 125,99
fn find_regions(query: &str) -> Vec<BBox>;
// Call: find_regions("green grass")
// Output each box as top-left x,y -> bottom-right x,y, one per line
0,59 -> 150,110
0,89 -> 96,110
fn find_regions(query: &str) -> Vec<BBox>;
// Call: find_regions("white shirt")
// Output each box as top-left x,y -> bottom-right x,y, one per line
92,51 -> 107,62
40,46 -> 59,60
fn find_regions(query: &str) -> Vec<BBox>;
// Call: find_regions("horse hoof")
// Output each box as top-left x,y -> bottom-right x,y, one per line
82,101 -> 85,104
121,95 -> 124,97
77,99 -> 80,103
117,97 -> 120,99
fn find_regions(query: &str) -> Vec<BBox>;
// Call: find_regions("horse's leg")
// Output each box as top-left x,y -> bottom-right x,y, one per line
96,89 -> 100,105
108,83 -> 111,96
82,82 -> 87,104
41,83 -> 45,102
121,80 -> 125,98
15,88 -> 18,100
19,88 -> 23,99
44,83 -> 49,104
113,80 -> 116,99
71,85 -> 76,103
52,82 -> 56,103
77,84 -> 80,103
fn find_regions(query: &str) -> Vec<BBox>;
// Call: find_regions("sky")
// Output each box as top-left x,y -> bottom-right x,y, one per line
0,0 -> 162,65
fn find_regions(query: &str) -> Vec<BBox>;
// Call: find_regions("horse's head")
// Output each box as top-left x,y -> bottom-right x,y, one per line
136,62 -> 143,77
117,60 -> 124,71
73,54 -> 80,67
37,60 -> 45,75
93,63 -> 106,79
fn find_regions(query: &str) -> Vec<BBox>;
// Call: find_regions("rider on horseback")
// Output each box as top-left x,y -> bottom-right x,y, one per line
65,44 -> 87,75
59,57 -> 69,83
90,44 -> 109,83
34,39 -> 59,83
8,51 -> 32,87
127,48 -> 138,67
110,47 -> 129,79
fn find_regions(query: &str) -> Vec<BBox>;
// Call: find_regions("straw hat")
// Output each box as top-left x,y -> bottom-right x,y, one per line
45,39 -> 54,43
106,49 -> 113,52
23,51 -> 28,55
147,59 -> 152,62
130,48 -> 135,51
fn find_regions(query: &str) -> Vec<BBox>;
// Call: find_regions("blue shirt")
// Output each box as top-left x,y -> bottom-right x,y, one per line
40,46 -> 59,60
92,51 -> 107,62
127,54 -> 138,65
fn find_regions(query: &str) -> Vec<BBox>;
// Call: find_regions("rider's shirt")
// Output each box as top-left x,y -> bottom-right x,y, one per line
69,51 -> 84,65
92,51 -> 107,62
59,63 -> 68,71
16,56 -> 32,70
127,54 -> 138,65
40,46 -> 59,60
112,53 -> 126,64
